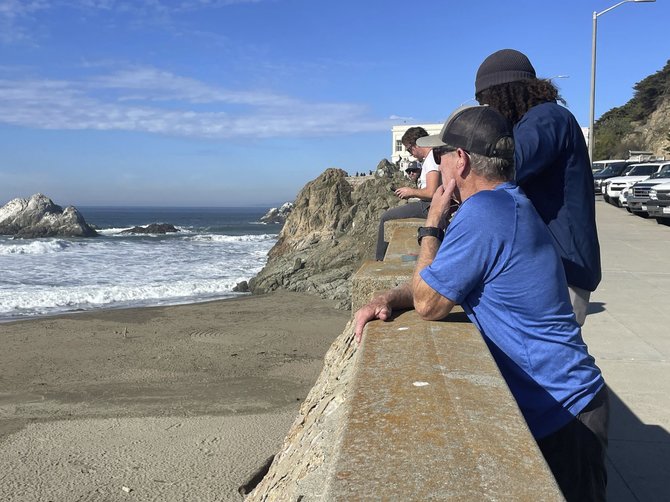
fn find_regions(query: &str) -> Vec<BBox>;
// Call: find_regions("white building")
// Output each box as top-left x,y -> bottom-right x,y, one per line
391,123 -> 442,164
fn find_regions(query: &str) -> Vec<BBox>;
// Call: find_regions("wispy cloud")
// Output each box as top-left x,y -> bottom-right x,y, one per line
0,0 -> 50,44
0,0 -> 49,17
0,66 -> 392,138
89,67 -> 298,106
388,114 -> 415,122
0,0 -> 265,44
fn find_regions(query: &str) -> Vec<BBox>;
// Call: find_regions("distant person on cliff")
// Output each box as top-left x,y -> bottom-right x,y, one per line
354,106 -> 608,502
375,127 -> 440,260
474,49 -> 601,325
404,161 -> 422,186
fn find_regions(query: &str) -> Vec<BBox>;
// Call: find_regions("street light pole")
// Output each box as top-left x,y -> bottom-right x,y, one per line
589,10 -> 598,162
588,0 -> 655,162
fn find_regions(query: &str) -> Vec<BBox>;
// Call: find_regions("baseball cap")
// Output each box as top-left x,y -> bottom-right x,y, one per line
405,161 -> 421,173
416,105 -> 514,160
475,49 -> 536,95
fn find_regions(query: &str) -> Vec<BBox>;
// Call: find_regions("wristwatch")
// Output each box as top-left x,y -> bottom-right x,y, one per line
417,226 -> 445,245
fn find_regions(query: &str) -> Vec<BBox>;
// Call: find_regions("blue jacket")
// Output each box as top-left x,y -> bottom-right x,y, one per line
514,103 -> 601,292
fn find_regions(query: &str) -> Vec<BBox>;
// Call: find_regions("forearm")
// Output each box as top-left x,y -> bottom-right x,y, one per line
404,186 -> 433,199
353,282 -> 415,343
412,236 -> 453,320
411,194 -> 455,320
399,172 -> 439,200
376,282 -> 414,310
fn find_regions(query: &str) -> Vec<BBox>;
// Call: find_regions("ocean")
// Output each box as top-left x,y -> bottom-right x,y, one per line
0,207 -> 279,322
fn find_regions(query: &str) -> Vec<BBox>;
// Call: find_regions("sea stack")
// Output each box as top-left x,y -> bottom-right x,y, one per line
0,193 -> 98,238
260,202 -> 294,225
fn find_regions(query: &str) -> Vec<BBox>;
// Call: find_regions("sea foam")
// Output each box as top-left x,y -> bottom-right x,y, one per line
0,209 -> 278,320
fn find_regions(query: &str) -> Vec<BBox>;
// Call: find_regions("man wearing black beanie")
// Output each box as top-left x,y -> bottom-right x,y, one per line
475,49 -> 601,329
475,49 -> 606,502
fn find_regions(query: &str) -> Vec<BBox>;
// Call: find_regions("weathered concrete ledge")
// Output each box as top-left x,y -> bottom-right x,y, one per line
247,219 -> 563,501
382,217 -> 424,263
350,221 -> 423,312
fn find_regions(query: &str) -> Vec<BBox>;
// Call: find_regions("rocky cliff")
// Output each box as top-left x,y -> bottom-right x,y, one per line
0,194 -> 98,238
630,96 -> 670,156
595,59 -> 670,159
249,161 -> 408,309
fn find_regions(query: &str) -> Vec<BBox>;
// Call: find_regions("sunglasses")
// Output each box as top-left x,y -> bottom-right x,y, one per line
432,146 -> 457,164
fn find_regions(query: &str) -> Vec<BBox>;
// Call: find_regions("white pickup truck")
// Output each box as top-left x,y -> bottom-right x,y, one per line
626,164 -> 670,216
602,163 -> 667,206
647,181 -> 670,224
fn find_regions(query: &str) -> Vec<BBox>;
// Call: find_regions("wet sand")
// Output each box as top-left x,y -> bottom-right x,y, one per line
0,291 -> 350,501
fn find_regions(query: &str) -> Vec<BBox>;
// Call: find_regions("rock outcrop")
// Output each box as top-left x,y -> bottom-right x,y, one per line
260,202 -> 294,225
232,280 -> 250,293
249,160 -> 408,309
628,97 -> 670,156
0,194 -> 97,238
246,320 -> 358,500
120,223 -> 179,234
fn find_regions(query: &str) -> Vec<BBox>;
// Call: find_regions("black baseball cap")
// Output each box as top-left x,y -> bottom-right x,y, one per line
405,161 -> 421,173
416,105 -> 514,160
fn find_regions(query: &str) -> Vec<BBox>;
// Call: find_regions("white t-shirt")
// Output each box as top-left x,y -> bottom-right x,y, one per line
418,151 -> 439,190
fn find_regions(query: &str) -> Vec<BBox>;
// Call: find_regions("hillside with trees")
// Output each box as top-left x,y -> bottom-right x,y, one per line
594,59 -> 670,160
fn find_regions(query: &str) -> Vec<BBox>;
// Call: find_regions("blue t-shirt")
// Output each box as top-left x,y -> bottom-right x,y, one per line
420,182 -> 604,439
514,102 -> 601,292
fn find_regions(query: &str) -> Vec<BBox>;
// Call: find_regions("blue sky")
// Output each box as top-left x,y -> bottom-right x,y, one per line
0,0 -> 667,207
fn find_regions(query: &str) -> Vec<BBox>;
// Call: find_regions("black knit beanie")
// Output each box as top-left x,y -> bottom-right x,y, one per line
475,49 -> 536,95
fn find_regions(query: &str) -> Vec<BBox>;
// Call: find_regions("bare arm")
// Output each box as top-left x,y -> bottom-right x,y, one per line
354,179 -> 458,343
395,171 -> 440,201
412,180 -> 457,320
353,283 -> 413,343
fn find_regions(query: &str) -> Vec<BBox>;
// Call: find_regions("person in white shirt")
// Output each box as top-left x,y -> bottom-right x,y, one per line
375,127 -> 441,260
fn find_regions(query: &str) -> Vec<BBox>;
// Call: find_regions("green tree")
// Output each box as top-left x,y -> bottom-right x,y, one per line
594,59 -> 670,159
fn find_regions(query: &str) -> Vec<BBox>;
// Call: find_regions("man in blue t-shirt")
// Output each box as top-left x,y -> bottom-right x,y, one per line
354,105 -> 608,502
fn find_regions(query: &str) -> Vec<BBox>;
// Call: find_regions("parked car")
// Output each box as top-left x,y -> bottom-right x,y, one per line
593,161 -> 637,193
602,163 -> 665,205
647,181 -> 670,223
592,159 -> 626,175
626,164 -> 670,216
620,186 -> 631,209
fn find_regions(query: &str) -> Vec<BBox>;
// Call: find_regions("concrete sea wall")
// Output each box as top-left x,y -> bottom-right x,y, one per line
247,221 -> 563,501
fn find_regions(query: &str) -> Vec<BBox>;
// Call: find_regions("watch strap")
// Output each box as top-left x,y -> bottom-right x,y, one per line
417,226 -> 445,245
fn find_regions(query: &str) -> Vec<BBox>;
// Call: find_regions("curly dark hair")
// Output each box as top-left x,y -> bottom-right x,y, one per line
475,79 -> 566,125
401,126 -> 428,149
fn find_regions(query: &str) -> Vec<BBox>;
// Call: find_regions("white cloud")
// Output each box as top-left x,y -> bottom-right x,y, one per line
0,66 -> 393,138
0,0 -> 50,44
0,0 -> 266,44
388,114 -> 415,122
89,67 -> 298,106
36,0 -> 262,14
0,0 -> 49,17
174,0 -> 264,9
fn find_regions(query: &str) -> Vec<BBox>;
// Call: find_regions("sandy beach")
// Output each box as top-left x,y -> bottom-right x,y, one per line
0,291 -> 350,501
